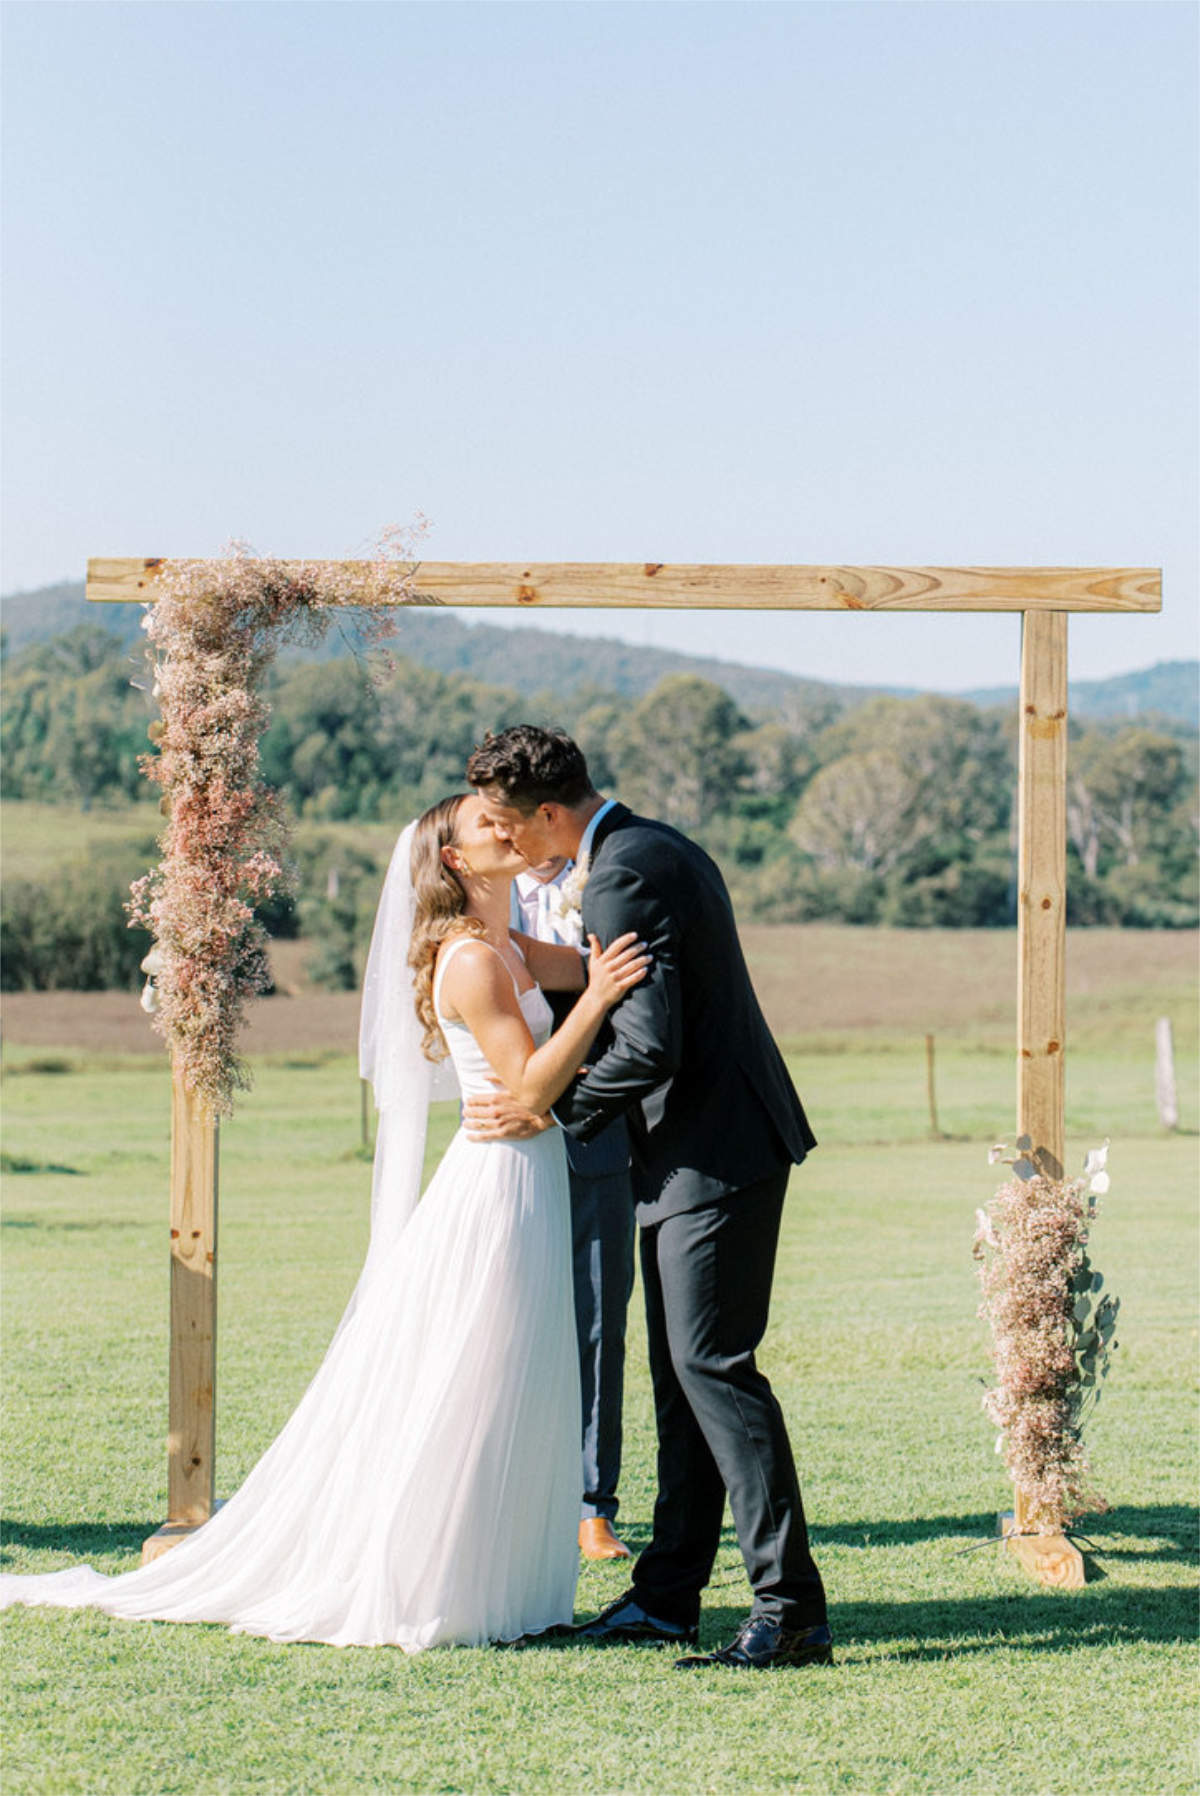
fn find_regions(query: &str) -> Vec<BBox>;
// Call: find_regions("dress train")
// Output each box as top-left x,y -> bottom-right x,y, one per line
1,972 -> 580,1650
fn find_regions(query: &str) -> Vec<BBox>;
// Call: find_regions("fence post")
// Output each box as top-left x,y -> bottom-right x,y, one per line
1155,1017 -> 1179,1131
925,1033 -> 942,1138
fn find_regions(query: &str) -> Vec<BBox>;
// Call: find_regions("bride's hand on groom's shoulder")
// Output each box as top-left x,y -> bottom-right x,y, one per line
462,1085 -> 554,1142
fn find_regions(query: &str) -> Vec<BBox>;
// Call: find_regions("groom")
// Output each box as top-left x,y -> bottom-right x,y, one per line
464,725 -> 831,1671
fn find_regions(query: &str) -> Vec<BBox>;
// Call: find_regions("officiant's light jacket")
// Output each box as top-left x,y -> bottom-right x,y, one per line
553,804 -> 816,1225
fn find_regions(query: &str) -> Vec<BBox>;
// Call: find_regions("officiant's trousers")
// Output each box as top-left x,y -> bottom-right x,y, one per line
632,1169 -> 827,1631
571,1164 -> 636,1521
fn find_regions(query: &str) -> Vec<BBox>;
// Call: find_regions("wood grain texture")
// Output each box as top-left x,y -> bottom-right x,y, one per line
164,1063 -> 219,1528
998,1510 -> 1086,1589
142,1519 -> 203,1565
1011,613 -> 1074,1583
87,558 -> 1162,613
1016,610 -> 1068,1181
141,1506 -> 224,1566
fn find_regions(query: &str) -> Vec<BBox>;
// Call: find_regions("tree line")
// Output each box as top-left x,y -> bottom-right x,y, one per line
2,625 -> 1195,989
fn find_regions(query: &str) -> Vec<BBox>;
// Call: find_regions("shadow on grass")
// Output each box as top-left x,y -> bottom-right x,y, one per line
703,1583 -> 1197,1660
6,1505 -> 1194,1650
1,1216 -> 147,1231
813,1512 -> 999,1550
1,1521 -> 153,1562
1071,1503 -> 1199,1563
1,1058 -> 78,1077
520,1503 -> 1199,1658
811,1503 -> 1198,1565
509,1573 -> 1197,1660
0,1153 -> 85,1177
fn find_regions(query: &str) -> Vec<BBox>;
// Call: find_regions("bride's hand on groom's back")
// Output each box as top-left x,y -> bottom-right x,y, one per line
462,1085 -> 554,1142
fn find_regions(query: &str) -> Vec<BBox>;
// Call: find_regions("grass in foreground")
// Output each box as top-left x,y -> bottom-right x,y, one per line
1,1047 -> 1197,1795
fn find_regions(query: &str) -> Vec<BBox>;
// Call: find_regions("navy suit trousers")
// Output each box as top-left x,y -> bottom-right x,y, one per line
631,1170 -> 827,1629
570,1159 -> 636,1520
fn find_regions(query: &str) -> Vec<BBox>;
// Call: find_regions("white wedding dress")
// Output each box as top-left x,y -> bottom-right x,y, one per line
0,938 -> 581,1650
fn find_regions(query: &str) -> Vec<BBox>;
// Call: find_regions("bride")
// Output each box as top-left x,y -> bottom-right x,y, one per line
0,794 -> 648,1650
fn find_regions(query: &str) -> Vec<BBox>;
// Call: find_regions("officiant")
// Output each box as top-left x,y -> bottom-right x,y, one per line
511,850 -> 637,1563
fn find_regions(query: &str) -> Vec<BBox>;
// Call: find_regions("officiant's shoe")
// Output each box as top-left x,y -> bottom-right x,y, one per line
574,1589 -> 698,1648
578,1518 -> 632,1561
674,1617 -> 834,1671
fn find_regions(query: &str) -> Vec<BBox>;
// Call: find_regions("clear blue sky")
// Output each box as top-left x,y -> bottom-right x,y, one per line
2,1 -> 1196,690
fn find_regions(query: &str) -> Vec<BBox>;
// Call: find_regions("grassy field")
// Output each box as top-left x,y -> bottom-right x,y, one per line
2,796 -> 1197,1792
2,947 -> 1197,1796
0,801 -> 162,881
0,799 -> 403,885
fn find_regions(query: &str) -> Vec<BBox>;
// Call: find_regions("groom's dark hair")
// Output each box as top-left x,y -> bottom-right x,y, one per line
467,725 -> 596,813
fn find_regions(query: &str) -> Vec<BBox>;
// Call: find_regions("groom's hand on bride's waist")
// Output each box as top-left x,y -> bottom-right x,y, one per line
462,1087 -> 554,1141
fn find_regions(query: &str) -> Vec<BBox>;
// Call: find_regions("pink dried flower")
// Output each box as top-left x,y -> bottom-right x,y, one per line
974,1146 -> 1119,1533
126,524 -> 426,1115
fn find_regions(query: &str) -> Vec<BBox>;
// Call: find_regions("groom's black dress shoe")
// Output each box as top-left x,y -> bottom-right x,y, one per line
674,1617 -> 834,1670
574,1589 -> 699,1648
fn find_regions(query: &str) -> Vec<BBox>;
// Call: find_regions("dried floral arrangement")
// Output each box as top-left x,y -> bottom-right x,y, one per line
129,525 -> 426,1116
973,1138 -> 1119,1533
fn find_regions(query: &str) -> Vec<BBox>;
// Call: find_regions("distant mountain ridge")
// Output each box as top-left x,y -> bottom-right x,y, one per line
963,660 -> 1199,726
3,578 -> 1196,730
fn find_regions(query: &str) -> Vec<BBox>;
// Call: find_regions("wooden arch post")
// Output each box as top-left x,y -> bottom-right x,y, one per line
88,560 -> 1160,1572
1018,607 -> 1069,1186
142,1069 -> 219,1559
1005,608 -> 1083,1584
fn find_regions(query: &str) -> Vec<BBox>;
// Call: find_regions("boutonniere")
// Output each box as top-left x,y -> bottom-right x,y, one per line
553,855 -> 590,920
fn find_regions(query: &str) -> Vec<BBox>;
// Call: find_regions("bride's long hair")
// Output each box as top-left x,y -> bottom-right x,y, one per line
408,795 -> 486,1061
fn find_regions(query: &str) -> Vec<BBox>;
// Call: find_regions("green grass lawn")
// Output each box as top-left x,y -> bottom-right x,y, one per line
2,1037 -> 1196,1795
0,801 -> 163,881
0,798 -> 402,885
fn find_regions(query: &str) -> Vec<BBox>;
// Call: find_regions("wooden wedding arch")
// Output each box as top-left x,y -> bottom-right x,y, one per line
89,558 -> 1161,1582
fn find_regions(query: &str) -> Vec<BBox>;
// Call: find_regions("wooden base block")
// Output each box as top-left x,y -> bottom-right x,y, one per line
997,1511 -> 1086,1588
142,1502 -> 224,1565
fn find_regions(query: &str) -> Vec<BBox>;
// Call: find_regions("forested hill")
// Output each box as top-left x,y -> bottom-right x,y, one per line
2,579 -> 1196,729
4,595 -> 1196,969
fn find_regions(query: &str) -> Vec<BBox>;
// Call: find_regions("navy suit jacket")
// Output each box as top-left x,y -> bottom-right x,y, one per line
553,804 -> 816,1224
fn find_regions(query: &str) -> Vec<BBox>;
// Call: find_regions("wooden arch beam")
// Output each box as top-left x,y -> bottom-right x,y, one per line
91,555 -> 1161,1583
88,558 -> 1160,612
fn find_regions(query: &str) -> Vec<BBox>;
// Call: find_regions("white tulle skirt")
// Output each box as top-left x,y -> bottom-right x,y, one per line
0,1127 -> 581,1650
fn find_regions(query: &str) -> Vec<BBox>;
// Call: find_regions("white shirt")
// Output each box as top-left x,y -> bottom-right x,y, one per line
513,863 -> 578,946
